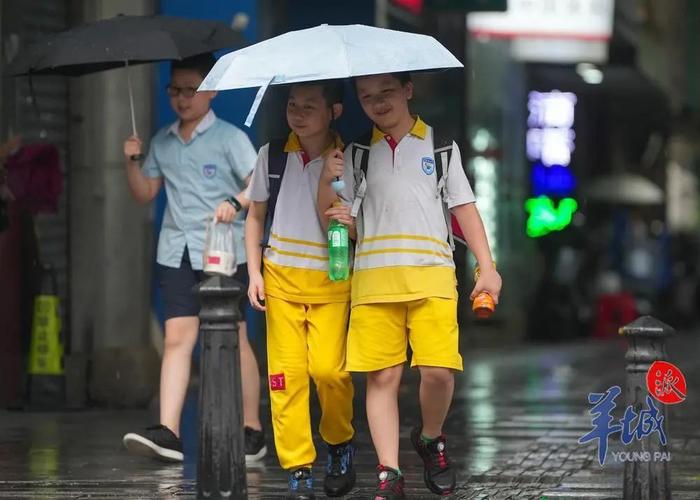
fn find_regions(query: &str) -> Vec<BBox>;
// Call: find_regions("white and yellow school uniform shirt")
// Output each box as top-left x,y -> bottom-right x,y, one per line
246,132 -> 351,303
344,117 -> 476,306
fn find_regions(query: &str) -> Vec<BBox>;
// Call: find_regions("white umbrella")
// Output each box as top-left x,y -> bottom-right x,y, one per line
586,173 -> 664,205
199,24 -> 463,126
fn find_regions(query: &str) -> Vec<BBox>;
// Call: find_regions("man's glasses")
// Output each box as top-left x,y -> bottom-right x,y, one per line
166,85 -> 198,98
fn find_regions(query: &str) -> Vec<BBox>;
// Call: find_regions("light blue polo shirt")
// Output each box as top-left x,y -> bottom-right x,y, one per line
142,110 -> 256,270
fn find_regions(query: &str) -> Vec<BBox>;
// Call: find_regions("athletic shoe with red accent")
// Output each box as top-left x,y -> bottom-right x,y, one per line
373,465 -> 405,500
410,426 -> 456,495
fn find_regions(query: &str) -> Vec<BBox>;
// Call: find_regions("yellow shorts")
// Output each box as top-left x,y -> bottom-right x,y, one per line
346,297 -> 463,372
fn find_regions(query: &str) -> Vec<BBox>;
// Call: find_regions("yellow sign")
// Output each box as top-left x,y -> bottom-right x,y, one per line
28,295 -> 63,375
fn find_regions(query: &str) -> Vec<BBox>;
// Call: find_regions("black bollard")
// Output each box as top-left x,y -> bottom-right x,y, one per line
195,275 -> 247,500
619,316 -> 674,500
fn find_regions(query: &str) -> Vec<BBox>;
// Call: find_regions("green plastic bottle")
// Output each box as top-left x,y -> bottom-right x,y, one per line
328,203 -> 349,281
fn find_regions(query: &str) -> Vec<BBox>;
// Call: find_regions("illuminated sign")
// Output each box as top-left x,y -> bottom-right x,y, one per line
525,90 -> 578,237
469,128 -> 498,262
473,155 -> 498,262
531,163 -> 576,197
393,0 -> 506,14
390,0 -> 424,15
467,0 -> 614,63
525,196 -> 578,238
468,0 -> 614,41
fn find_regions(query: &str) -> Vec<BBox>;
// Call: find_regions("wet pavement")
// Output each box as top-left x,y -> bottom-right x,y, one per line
1,331 -> 699,499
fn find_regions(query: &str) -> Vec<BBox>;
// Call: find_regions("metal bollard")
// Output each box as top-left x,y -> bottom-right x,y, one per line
195,275 -> 247,500
619,316 -> 674,500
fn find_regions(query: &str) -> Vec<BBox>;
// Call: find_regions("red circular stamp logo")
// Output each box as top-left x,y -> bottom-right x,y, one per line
646,360 -> 687,405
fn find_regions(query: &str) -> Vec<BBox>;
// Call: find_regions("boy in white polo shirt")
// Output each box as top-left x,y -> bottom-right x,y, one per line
245,80 -> 355,499
319,72 -> 502,499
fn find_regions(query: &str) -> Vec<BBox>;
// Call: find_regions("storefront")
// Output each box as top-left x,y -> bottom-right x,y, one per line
466,0 -> 674,339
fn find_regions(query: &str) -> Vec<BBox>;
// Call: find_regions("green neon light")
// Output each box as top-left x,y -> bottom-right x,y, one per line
524,196 -> 578,238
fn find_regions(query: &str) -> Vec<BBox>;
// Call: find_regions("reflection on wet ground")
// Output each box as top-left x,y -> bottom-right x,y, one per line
1,335 -> 699,498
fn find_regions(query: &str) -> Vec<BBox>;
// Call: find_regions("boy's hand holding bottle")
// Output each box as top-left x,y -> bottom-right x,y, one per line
327,201 -> 350,281
215,200 -> 238,223
324,203 -> 355,230
470,264 -> 502,319
321,148 -> 354,281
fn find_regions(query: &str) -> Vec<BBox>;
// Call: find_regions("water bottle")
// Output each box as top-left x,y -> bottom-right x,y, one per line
472,264 -> 496,319
328,203 -> 349,281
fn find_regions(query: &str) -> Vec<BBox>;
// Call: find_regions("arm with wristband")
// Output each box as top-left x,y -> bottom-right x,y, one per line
214,175 -> 252,222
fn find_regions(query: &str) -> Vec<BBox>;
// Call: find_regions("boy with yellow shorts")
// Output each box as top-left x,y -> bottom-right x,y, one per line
319,72 -> 502,499
246,80 -> 355,500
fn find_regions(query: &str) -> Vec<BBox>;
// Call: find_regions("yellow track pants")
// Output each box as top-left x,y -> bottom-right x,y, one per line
265,296 -> 354,470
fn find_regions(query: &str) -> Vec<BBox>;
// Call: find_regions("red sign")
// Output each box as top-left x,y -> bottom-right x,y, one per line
391,0 -> 424,15
646,361 -> 686,405
269,373 -> 286,391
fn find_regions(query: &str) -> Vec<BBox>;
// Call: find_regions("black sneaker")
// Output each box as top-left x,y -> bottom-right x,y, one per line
373,465 -> 405,500
287,467 -> 315,500
122,425 -> 183,462
244,426 -> 267,463
410,426 -> 455,496
323,440 -> 356,497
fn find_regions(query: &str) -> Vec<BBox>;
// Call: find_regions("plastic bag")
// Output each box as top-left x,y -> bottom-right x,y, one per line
203,216 -> 236,276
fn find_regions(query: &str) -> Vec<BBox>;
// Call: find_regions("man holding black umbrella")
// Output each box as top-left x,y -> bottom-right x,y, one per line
121,53 -> 266,464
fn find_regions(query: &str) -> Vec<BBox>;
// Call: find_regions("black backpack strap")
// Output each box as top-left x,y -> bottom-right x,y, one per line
352,129 -> 373,174
349,129 -> 373,217
262,138 -> 288,247
433,131 -> 453,190
432,130 -> 457,250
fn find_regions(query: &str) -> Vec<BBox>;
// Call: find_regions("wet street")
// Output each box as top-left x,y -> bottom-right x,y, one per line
1,331 -> 699,499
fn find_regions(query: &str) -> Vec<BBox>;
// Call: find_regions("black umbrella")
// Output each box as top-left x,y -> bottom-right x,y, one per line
8,14 -> 245,149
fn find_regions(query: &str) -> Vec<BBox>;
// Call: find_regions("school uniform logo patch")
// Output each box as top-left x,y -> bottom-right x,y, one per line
202,164 -> 217,178
421,157 -> 435,175
269,373 -> 286,391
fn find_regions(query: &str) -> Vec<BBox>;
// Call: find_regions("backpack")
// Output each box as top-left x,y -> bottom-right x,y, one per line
261,138 -> 288,247
348,129 -> 466,251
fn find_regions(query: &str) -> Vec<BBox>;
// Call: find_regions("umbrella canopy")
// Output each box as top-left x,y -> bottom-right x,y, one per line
8,14 -> 244,155
198,24 -> 463,126
586,173 -> 664,205
200,24 -> 462,91
7,14 -> 244,76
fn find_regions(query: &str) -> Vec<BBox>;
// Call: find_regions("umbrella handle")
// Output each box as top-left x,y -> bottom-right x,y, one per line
331,177 -> 345,193
125,61 -> 143,161
125,60 -> 138,137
